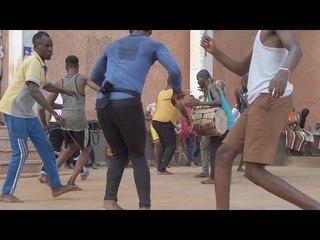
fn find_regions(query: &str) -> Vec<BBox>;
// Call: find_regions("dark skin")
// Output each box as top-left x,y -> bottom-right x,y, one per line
188,77 -> 221,108
235,75 -> 248,172
38,63 -> 99,130
235,74 -> 248,113
30,35 -> 78,130
0,34 -> 78,203
201,30 -> 320,210
188,77 -> 224,184
201,30 -> 302,98
166,85 -> 191,125
38,62 -> 100,187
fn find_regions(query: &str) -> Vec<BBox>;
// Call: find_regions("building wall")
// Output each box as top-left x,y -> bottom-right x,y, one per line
213,30 -> 320,127
44,30 -> 190,121
1,30 -> 319,127
1,31 -> 9,98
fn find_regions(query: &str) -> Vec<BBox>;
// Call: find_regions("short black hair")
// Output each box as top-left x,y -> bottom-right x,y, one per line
65,55 -> 79,67
196,69 -> 212,80
32,31 -> 50,46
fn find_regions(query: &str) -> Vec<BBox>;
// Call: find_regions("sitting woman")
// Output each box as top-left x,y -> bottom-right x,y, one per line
298,108 -> 315,155
285,107 -> 306,155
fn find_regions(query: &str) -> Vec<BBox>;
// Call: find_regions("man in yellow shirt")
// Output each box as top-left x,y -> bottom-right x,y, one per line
152,80 -> 191,174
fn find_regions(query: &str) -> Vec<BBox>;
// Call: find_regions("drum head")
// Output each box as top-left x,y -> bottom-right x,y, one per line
214,108 -> 228,135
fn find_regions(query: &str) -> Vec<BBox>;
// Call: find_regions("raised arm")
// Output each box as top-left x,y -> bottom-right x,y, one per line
200,33 -> 252,76
156,44 -> 183,95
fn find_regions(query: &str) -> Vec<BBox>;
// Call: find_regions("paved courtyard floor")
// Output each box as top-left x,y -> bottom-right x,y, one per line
0,165 -> 319,210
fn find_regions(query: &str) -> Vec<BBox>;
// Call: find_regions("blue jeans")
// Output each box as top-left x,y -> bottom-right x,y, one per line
2,114 -> 62,194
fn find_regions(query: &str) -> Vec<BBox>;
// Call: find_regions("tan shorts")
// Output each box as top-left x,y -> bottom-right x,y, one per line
150,124 -> 159,143
223,93 -> 292,165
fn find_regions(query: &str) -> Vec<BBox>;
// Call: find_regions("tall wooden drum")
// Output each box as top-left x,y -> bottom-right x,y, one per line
191,107 -> 227,136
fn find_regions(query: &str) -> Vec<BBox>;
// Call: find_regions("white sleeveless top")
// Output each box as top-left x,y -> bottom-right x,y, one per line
247,30 -> 293,104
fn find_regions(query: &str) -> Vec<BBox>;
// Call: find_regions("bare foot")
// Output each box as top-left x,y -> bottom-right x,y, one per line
92,163 -> 98,169
52,185 -> 77,198
68,184 -> 82,191
66,179 -> 82,191
38,174 -> 49,184
101,200 -> 124,210
0,194 -> 23,203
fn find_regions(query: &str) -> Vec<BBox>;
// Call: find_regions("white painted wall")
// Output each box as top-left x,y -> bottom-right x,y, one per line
9,30 -> 38,112
9,30 -> 38,83
8,30 -> 23,83
189,30 -> 213,98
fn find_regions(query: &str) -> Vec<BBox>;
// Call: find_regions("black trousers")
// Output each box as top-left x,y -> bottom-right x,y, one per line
97,98 -> 151,208
48,122 -> 64,157
152,120 -> 176,172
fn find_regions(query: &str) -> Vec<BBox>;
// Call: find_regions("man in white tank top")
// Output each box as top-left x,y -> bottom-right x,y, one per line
201,30 -> 320,210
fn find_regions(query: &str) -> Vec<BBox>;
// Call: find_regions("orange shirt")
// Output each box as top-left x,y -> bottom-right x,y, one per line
288,111 -> 297,123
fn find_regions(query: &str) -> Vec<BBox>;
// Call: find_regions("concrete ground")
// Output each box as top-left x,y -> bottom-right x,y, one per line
0,165 -> 319,210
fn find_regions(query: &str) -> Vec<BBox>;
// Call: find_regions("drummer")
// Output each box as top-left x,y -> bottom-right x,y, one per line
188,69 -> 235,184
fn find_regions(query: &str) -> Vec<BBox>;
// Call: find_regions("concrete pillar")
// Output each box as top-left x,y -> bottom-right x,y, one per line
8,30 -> 23,83
189,30 -> 213,98
8,30 -> 38,83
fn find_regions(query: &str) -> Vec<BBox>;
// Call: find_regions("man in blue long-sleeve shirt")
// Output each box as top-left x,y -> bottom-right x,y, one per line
91,30 -> 185,210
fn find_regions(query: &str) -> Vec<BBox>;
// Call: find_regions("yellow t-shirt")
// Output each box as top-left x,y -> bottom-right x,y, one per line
0,52 -> 48,118
152,88 -> 178,125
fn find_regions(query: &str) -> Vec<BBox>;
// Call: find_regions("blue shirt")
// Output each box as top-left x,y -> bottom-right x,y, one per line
208,86 -> 235,131
91,32 -> 182,100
